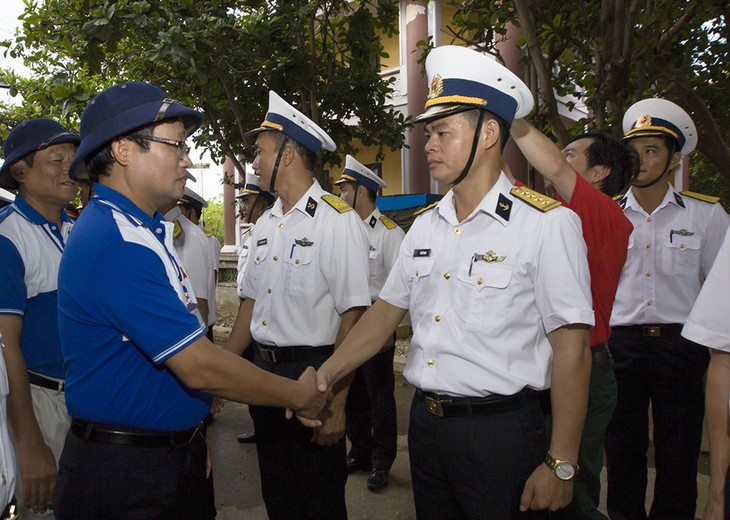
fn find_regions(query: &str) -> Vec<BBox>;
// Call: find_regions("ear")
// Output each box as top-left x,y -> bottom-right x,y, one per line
282,142 -> 295,167
9,163 -> 25,186
668,151 -> 682,172
482,118 -> 501,150
590,165 -> 610,184
110,137 -> 131,167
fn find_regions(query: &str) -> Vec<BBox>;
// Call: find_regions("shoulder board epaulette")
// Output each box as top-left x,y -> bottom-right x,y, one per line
680,191 -> 720,204
172,219 -> 183,240
321,194 -> 353,213
509,186 -> 561,212
204,230 -> 212,237
379,215 -> 397,230
412,201 -> 439,218
612,194 -> 623,201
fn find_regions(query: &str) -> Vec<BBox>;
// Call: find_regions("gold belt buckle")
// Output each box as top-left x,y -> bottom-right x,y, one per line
644,326 -> 661,337
259,348 -> 277,363
424,395 -> 446,417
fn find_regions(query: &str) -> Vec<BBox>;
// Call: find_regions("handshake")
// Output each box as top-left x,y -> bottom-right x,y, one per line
285,365 -> 340,430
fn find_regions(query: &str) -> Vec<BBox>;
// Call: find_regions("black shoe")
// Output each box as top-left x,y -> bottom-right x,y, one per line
367,469 -> 389,492
237,431 -> 256,443
346,456 -> 372,474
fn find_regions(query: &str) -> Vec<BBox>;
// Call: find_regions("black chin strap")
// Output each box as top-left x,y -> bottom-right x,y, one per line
351,184 -> 360,213
631,153 -> 674,189
269,136 -> 290,194
245,194 -> 260,224
450,110 -> 486,187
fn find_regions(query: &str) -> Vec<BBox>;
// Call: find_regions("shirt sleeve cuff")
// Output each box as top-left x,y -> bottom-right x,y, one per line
543,309 -> 595,335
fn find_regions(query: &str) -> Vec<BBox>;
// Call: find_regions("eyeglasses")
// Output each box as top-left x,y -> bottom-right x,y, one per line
140,135 -> 190,159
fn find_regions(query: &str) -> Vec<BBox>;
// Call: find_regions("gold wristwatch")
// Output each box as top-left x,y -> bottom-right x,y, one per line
544,452 -> 579,481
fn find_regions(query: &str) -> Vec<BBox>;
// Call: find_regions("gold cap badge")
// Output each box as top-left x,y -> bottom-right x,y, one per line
636,114 -> 652,127
428,74 -> 444,99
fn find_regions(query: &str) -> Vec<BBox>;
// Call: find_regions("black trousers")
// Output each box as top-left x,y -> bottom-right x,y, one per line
53,427 -> 212,519
250,348 -> 348,520
408,391 -> 548,520
606,325 -> 709,520
345,341 -> 397,470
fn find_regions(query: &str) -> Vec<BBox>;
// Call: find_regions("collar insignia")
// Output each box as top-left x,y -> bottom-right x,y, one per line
369,216 -> 377,228
306,197 -> 318,217
496,193 -> 512,221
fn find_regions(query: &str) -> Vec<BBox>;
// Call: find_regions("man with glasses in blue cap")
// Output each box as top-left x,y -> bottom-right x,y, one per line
53,82 -> 328,519
606,98 -> 730,519
0,118 -> 79,519
225,91 -> 371,520
315,45 -> 594,518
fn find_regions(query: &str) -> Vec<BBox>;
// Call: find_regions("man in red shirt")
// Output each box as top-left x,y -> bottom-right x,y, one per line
511,119 -> 636,518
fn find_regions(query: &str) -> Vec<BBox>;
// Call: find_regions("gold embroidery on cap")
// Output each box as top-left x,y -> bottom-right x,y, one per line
428,74 -> 444,99
636,114 -> 652,127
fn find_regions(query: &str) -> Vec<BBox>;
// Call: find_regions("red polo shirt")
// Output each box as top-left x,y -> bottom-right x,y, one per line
515,176 -> 633,346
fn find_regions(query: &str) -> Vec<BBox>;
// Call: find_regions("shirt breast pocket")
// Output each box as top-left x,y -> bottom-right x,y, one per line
456,263 -> 512,334
284,246 -> 316,297
409,257 -> 435,310
661,234 -> 701,276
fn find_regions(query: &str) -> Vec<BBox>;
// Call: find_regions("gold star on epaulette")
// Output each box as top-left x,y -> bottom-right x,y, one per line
321,194 -> 353,213
509,186 -> 561,212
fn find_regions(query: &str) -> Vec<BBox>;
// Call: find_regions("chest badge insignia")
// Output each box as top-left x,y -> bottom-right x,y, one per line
295,237 -> 314,247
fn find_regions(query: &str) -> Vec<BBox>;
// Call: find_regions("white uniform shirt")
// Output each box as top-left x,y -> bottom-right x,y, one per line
610,185 -> 730,326
380,173 -> 594,397
0,335 -> 16,511
683,227 -> 730,350
236,224 -> 255,299
204,234 -> 221,327
164,207 -> 215,307
363,208 -> 405,300
242,180 -> 371,347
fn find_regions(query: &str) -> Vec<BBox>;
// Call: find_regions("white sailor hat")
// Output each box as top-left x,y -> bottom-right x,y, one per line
179,186 -> 208,210
238,172 -> 275,203
333,155 -> 386,193
245,91 -> 336,154
623,98 -> 697,155
415,45 -> 533,126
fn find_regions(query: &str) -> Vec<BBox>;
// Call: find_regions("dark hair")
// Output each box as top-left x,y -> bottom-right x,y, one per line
569,132 -> 638,197
269,131 -> 319,174
461,109 -> 510,151
87,124 -> 154,181
180,202 -> 203,221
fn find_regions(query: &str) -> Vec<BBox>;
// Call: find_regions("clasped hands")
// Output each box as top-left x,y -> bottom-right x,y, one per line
285,366 -> 338,429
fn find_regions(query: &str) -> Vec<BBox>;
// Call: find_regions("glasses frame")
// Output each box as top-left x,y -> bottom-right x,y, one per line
140,135 -> 191,159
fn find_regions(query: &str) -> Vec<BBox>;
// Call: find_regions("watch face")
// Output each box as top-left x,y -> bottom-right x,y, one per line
555,462 -> 575,481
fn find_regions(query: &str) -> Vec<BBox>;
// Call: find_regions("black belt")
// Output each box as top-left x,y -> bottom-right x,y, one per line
417,388 -> 538,418
27,371 -> 64,392
591,342 -> 611,365
256,343 -> 334,363
615,324 -> 683,337
71,419 -> 203,448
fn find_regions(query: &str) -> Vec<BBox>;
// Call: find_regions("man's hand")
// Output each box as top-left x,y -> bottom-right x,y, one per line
311,400 -> 346,446
19,441 -> 57,514
290,367 -> 329,427
519,463 -> 573,512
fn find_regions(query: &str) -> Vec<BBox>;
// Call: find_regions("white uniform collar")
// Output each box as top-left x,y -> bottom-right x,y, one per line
269,179 -> 325,219
624,183 -> 684,215
435,172 -> 513,227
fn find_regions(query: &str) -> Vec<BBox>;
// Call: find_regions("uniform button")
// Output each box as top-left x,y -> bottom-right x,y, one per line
295,259 -> 300,265
646,272 -> 651,277
267,288 -> 272,294
51,225 -> 57,230
427,359 -> 435,367
434,315 -> 441,322
262,320 -> 268,326
443,272 -> 451,280
646,300 -> 653,306
645,243 -> 651,249
278,223 -> 284,229
453,227 -> 461,234
647,217 -> 651,222
256,256 -> 260,261
680,243 -> 685,249
415,271 -> 419,277
273,256 -> 278,261
155,228 -> 162,234
476,277 -> 484,285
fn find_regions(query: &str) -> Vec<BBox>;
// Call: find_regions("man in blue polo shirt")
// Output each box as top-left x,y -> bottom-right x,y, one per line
0,118 -> 79,519
53,82 -> 328,519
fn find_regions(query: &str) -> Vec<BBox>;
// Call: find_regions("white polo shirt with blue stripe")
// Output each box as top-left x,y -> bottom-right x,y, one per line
0,195 -> 73,379
58,184 -> 210,431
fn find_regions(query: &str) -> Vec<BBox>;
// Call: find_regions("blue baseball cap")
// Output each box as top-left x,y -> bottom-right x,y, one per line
0,118 -> 80,190
69,82 -> 204,181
